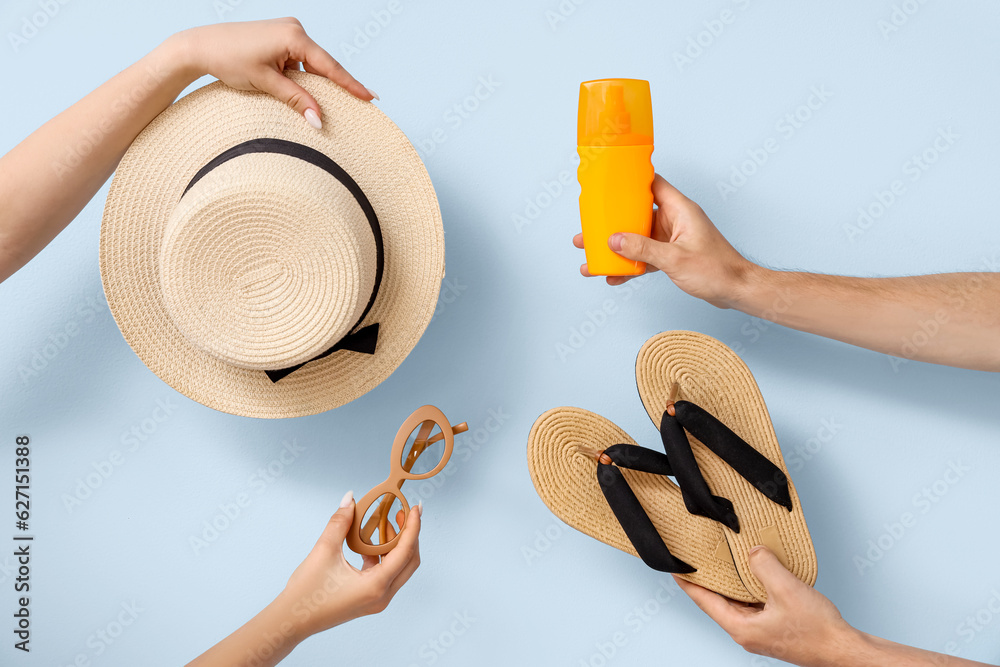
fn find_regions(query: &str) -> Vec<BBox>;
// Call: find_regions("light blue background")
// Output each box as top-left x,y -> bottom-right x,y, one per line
2,1 -> 999,665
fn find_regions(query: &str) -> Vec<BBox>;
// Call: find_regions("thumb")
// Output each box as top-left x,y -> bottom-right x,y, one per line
257,68 -> 323,128
316,490 -> 356,551
748,546 -> 798,601
609,232 -> 673,270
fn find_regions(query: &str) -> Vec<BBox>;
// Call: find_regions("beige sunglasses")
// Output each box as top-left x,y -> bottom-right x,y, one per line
346,405 -> 468,556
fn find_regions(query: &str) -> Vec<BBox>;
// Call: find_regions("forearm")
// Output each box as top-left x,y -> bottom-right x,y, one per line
733,267 -> 1000,372
843,630 -> 993,667
187,594 -> 306,667
781,624 -> 995,667
0,31 -> 202,282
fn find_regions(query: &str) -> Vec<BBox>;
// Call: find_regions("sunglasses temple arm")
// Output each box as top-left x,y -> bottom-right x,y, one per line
396,421 -> 468,485
378,508 -> 389,548
361,494 -> 394,542
404,421 -> 468,463
361,422 -> 435,542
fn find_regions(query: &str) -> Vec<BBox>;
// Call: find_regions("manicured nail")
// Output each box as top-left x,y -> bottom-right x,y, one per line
608,233 -> 624,251
417,500 -> 423,517
339,490 -> 354,509
304,108 -> 322,130
365,87 -> 380,101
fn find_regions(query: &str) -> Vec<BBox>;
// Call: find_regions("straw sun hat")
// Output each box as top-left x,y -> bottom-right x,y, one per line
100,71 -> 445,418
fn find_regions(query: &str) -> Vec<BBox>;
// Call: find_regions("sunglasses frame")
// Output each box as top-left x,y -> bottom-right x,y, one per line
346,405 -> 467,556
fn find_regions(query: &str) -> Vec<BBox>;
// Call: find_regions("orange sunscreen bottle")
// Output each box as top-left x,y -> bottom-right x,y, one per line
577,79 -> 654,276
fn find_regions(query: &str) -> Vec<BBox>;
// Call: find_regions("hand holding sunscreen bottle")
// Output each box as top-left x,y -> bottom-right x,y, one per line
577,79 -> 655,276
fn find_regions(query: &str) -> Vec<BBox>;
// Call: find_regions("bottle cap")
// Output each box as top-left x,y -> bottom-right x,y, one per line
578,79 -> 653,147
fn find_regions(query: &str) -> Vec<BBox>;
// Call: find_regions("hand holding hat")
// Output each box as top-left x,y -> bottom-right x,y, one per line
170,17 -> 379,127
0,18 -> 377,284
101,40 -> 445,418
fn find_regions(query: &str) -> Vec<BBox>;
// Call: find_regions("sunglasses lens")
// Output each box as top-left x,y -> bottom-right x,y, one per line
359,492 -> 405,547
400,419 -> 447,477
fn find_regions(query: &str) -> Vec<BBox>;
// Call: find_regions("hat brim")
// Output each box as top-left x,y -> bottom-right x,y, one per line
100,72 -> 444,418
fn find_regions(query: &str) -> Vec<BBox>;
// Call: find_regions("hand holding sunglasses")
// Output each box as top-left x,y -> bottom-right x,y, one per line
347,405 -> 468,556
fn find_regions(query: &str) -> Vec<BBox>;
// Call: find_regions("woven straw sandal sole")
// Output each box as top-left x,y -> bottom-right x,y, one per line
635,331 -> 818,602
527,406 -> 757,602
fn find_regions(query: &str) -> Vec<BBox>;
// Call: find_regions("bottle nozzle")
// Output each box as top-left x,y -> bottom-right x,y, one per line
578,79 -> 652,146
598,85 -> 631,134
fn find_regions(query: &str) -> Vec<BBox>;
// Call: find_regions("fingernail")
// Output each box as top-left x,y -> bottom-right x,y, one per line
417,500 -> 423,517
339,490 -> 354,509
365,87 -> 380,101
749,545 -> 765,556
608,233 -> 624,251
304,108 -> 322,130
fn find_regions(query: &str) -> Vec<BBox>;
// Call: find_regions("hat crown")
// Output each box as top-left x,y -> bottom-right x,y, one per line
158,152 -> 377,371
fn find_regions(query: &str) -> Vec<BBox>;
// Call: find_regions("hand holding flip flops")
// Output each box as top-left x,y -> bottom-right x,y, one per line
528,331 -> 817,603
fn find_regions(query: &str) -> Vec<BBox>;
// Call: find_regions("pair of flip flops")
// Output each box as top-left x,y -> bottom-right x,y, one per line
527,331 -> 817,602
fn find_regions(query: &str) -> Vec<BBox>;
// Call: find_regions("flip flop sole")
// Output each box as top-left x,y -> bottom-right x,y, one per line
527,406 -> 756,602
635,331 -> 818,601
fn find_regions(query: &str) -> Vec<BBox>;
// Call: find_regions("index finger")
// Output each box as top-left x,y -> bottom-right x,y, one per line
651,174 -> 689,213
291,33 -> 374,101
377,504 -> 421,577
673,575 -> 746,632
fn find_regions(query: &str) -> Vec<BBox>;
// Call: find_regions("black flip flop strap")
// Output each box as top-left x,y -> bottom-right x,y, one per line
659,411 -> 741,532
659,401 -> 793,532
595,443 -> 695,574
